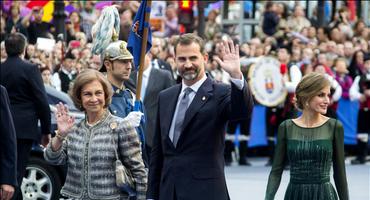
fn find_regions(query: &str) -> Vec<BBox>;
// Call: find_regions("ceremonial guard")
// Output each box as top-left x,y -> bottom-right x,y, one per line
350,56 -> 370,164
265,47 -> 302,165
90,6 -> 147,164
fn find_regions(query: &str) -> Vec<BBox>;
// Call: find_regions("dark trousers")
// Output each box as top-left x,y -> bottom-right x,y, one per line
355,109 -> 370,161
12,139 -> 33,200
224,119 -> 251,163
146,144 -> 152,165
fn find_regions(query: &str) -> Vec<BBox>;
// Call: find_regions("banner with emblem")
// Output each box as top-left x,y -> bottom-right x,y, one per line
248,57 -> 287,107
127,0 -> 152,70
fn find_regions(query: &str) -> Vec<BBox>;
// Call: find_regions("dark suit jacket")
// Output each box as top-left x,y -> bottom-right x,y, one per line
0,56 -> 51,140
155,59 -> 173,74
147,77 -> 253,200
131,68 -> 175,147
0,85 -> 17,187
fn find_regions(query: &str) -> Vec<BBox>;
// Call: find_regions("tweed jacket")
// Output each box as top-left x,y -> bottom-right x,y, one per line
44,111 -> 147,200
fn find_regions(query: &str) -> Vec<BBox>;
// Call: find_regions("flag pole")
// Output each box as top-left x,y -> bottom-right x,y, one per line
135,0 -> 152,102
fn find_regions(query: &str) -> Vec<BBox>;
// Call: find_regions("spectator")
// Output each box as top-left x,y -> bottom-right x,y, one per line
274,2 -> 289,38
326,40 -> 338,61
286,5 -> 311,33
75,32 -> 87,48
149,37 -> 174,78
118,8 -> 134,42
349,56 -> 370,164
353,19 -> 366,37
204,9 -> 221,40
316,52 -> 334,76
80,47 -> 92,62
329,27 -> 345,44
66,11 -> 84,43
334,57 -> 353,101
0,41 -> 7,63
317,27 -> 329,43
164,5 -> 179,37
22,7 -> 52,44
343,41 -> 354,64
5,4 -> 28,37
51,50 -> 77,93
24,44 -> 35,60
40,67 -> 53,87
307,26 -> 317,43
348,50 -> 366,79
80,1 -> 98,42
262,2 -> 279,36
0,13 -> 7,41
88,54 -> 101,71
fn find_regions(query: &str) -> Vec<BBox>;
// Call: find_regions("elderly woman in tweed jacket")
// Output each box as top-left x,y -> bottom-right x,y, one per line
44,69 -> 147,200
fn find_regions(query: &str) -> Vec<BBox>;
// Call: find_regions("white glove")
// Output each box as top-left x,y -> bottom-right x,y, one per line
125,111 -> 144,128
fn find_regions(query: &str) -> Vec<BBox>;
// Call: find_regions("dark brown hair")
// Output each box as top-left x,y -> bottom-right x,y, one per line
174,33 -> 205,54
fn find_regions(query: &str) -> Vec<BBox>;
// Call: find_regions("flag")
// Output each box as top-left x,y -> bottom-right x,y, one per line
127,0 -> 152,70
26,0 -> 54,22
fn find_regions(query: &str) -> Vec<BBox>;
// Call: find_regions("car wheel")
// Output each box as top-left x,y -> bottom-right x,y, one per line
21,157 -> 62,200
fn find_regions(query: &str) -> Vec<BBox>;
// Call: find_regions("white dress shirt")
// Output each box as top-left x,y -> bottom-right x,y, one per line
168,74 -> 244,141
50,67 -> 76,92
140,64 -> 152,101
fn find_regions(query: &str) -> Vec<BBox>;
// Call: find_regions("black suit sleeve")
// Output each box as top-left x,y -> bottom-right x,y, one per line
227,80 -> 254,121
28,65 -> 51,135
163,70 -> 175,87
147,94 -> 164,199
0,86 -> 17,187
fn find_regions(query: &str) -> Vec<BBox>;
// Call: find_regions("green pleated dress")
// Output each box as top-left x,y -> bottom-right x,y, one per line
265,119 -> 349,200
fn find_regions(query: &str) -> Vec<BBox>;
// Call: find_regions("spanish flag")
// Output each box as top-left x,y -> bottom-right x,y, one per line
26,0 -> 54,22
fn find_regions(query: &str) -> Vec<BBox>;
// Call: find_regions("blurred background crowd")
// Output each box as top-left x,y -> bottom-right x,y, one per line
1,0 -> 369,163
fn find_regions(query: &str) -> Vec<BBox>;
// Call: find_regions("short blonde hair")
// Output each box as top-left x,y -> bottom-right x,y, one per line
69,69 -> 113,111
294,72 -> 330,110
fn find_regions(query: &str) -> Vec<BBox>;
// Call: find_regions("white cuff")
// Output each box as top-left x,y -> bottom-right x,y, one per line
230,76 -> 245,90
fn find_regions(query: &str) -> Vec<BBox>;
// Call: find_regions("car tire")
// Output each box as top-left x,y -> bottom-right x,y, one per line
21,156 -> 62,200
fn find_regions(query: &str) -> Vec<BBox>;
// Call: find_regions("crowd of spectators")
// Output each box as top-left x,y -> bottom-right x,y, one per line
1,1 -> 369,156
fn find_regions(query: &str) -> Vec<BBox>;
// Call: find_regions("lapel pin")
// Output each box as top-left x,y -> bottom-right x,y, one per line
110,122 -> 118,130
202,96 -> 206,101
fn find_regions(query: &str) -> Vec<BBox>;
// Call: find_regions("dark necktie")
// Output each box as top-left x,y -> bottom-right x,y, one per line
172,87 -> 193,147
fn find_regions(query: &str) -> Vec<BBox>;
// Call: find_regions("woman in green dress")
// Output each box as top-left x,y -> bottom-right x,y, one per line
265,72 -> 349,200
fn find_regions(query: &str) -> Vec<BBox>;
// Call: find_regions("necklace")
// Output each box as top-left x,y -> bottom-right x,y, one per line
86,110 -> 107,127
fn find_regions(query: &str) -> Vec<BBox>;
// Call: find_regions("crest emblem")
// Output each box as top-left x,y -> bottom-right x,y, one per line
119,42 -> 128,55
132,20 -> 142,38
248,57 -> 287,107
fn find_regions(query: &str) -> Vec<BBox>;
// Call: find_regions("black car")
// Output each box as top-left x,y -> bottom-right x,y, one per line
21,85 -> 84,200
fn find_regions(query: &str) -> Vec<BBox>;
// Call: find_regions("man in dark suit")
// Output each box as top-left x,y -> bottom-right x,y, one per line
131,54 -> 175,160
147,34 -> 253,200
0,85 -> 17,200
0,33 -> 51,200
